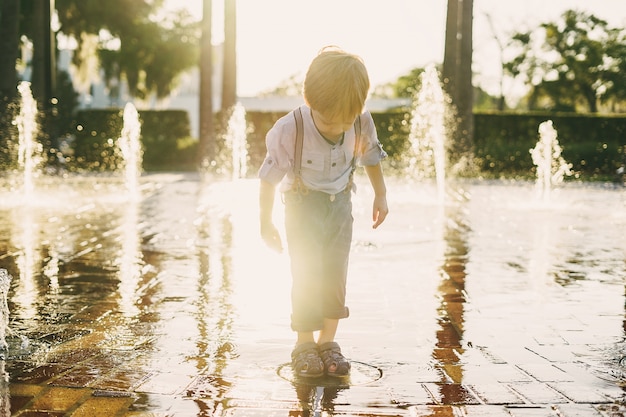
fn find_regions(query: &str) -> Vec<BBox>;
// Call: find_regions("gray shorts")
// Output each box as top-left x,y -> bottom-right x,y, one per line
284,189 -> 353,332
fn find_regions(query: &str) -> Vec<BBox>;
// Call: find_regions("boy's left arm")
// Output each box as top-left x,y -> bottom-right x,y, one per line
364,163 -> 388,229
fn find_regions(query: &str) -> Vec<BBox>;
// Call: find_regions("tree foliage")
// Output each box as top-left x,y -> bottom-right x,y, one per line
371,68 -> 425,99
505,9 -> 626,112
55,0 -> 200,99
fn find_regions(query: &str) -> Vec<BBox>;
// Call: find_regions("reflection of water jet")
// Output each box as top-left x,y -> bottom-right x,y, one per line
0,270 -> 11,353
0,361 -> 8,415
117,201 -> 143,317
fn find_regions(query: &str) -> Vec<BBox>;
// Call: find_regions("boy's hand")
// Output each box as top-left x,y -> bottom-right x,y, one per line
371,195 -> 388,229
261,222 -> 283,253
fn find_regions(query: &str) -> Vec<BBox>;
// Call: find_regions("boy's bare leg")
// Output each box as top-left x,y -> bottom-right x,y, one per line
296,332 -> 315,346
295,320 -> 344,373
318,318 -> 345,374
317,318 -> 339,345
296,318 -> 338,346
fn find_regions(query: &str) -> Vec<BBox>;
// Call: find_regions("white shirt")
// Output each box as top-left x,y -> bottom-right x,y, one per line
258,104 -> 386,194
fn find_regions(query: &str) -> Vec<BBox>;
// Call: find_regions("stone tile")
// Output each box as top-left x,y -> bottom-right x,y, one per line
28,386 -> 91,412
11,363 -> 73,385
505,406 -> 559,417
468,383 -> 525,405
10,395 -> 36,415
50,365 -> 103,387
516,363 -> 574,382
525,345 -> 578,362
133,371 -> 196,395
548,381 -> 615,403
552,404 -> 605,417
91,368 -> 154,391
463,405 -> 520,416
506,382 -> 569,404
9,383 -> 45,397
407,405 -> 458,417
387,383 -> 434,406
17,411 -> 67,417
71,396 -> 134,417
422,383 -> 481,405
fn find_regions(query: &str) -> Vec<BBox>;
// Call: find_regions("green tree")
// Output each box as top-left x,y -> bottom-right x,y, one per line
0,0 -> 20,102
505,9 -> 626,113
371,68 -> 425,99
55,0 -> 200,100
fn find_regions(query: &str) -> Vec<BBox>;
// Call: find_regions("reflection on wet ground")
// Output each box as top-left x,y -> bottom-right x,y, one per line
0,173 -> 624,416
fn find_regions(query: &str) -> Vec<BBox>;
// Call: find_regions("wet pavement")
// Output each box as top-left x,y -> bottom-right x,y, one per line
0,172 -> 625,416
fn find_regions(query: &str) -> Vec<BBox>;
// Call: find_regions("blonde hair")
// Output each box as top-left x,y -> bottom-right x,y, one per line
303,46 -> 370,122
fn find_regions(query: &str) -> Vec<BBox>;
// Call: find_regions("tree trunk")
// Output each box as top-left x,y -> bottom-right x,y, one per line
30,0 -> 56,108
0,0 -> 20,101
198,0 -> 215,168
457,0 -> 474,154
31,0 -> 50,108
442,0 -> 474,166
442,0 -> 459,101
583,86 -> 598,113
0,0 -> 20,157
221,0 -> 237,112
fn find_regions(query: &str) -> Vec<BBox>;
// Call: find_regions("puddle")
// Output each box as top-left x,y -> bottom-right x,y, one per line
277,360 -> 383,387
0,175 -> 624,414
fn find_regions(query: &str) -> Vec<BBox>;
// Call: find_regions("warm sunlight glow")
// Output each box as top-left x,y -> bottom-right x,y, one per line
198,180 -> 291,334
165,0 -> 626,97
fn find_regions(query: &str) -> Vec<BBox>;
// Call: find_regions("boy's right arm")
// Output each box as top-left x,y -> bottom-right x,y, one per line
259,179 -> 283,253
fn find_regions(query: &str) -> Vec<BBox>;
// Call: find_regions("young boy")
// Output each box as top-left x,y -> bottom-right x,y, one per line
258,46 -> 389,378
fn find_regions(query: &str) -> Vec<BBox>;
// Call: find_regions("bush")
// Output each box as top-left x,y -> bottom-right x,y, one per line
474,112 -> 626,180
58,106 -> 626,181
70,108 -> 193,172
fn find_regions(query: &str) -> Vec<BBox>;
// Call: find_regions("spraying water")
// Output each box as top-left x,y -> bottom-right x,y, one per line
117,103 -> 143,196
15,82 -> 43,197
0,270 -> 12,353
530,120 -> 572,202
223,102 -> 248,180
406,65 -> 447,203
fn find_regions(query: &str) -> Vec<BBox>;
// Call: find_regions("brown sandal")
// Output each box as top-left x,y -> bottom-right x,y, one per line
319,342 -> 351,376
291,342 -> 324,378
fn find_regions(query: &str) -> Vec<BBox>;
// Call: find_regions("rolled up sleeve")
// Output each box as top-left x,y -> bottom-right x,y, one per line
258,121 -> 294,185
358,113 -> 387,166
258,156 -> 287,185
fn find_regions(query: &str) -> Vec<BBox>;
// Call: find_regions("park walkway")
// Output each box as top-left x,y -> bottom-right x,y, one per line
0,173 -> 624,416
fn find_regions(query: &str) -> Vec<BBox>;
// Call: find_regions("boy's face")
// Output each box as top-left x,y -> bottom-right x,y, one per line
311,109 -> 356,141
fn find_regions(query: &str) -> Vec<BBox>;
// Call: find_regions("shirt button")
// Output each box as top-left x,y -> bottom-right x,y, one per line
332,162 -> 336,167
307,160 -> 312,164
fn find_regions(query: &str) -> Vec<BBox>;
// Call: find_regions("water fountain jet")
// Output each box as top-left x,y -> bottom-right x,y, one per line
223,102 -> 249,180
530,120 -> 572,202
15,82 -> 44,198
117,102 -> 143,197
406,65 -> 448,204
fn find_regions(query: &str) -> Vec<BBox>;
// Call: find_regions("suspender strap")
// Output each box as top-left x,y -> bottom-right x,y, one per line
352,115 -> 361,172
293,108 -> 304,179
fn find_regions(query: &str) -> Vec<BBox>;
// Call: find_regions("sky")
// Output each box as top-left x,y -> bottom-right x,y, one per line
166,0 -> 626,98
